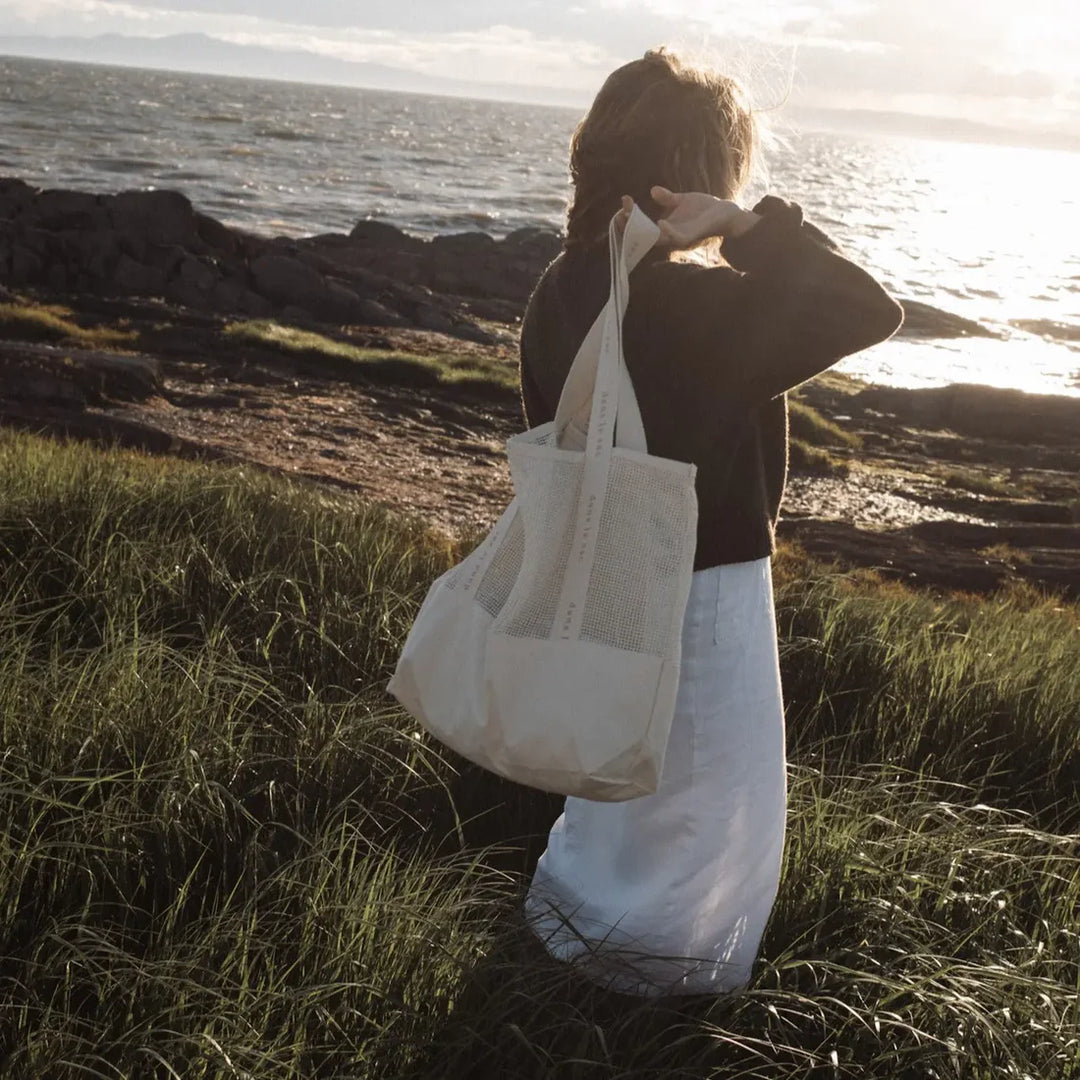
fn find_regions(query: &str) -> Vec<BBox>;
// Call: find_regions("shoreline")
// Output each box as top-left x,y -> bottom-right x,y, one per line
2,176 -> 1076,379
1,178 -> 1079,598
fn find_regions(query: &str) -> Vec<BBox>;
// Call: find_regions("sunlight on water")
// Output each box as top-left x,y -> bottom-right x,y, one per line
843,335 -> 1080,398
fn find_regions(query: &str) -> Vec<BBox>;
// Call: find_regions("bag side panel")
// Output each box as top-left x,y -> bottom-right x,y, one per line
484,634 -> 678,800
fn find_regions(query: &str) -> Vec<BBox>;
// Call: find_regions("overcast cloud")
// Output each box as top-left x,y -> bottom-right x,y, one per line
1,0 -> 1077,135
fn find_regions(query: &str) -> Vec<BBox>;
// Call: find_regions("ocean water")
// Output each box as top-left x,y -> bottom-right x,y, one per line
1,55 -> 1077,397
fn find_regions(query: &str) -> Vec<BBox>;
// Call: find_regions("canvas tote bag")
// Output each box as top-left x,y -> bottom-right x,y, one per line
388,205 -> 698,800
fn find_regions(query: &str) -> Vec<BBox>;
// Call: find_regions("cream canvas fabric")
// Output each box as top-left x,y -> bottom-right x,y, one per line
388,206 -> 698,800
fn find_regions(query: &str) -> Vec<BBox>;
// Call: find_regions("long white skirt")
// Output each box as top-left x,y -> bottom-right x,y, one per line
525,557 -> 788,997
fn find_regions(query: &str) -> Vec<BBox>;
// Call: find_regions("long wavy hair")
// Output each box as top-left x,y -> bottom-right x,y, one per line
565,48 -> 758,250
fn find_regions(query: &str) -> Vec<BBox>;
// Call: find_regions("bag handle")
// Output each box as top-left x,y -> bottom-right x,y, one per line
552,207 -> 661,642
553,206 -> 660,453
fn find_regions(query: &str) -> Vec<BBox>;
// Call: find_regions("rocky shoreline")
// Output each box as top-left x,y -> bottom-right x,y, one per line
2,177 -> 1044,344
1,179 -> 1079,599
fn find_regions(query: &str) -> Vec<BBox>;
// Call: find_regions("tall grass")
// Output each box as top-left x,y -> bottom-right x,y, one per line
0,301 -> 137,349
0,428 -> 1077,1078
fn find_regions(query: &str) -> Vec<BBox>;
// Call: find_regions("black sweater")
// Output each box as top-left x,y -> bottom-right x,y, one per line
518,196 -> 904,570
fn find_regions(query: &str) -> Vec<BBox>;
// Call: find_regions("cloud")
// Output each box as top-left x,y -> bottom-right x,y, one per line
218,22 -> 617,90
0,0 -> 1076,131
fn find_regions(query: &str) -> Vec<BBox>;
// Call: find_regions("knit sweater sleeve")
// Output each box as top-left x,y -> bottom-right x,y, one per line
626,196 -> 904,405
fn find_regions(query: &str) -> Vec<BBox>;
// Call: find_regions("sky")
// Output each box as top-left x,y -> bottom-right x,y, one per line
1,0 -> 1078,141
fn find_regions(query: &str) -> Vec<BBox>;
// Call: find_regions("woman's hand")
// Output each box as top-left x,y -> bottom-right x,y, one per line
649,186 -> 761,248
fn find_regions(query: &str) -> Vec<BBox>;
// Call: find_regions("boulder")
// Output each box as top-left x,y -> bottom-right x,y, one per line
412,302 -> 455,335
111,254 -> 143,292
250,253 -> 327,307
68,229 -> 120,280
320,279 -> 362,318
45,262 -> 68,293
853,383 -> 1080,445
502,226 -> 562,264
898,299 -> 1002,340
107,190 -> 197,246
194,212 -> 238,256
355,298 -> 408,328
32,189 -> 107,232
0,178 -> 36,218
0,346 -> 162,407
9,244 -> 43,285
349,219 -> 419,249
431,232 -> 498,255
146,243 -> 187,277
178,254 -> 218,293
212,277 -> 273,317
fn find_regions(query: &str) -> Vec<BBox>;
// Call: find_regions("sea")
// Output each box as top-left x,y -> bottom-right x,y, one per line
2,55 -> 1078,397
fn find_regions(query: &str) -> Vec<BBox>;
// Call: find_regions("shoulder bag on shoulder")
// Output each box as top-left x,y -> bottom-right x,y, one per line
387,205 -> 698,800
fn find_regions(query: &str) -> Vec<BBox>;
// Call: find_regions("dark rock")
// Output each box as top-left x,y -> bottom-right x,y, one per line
908,520 -> 1080,550
777,517 -> 1080,599
32,189 -> 106,231
115,230 -> 148,264
45,263 -> 68,292
459,296 -> 523,323
250,253 -> 326,307
354,298 -> 408,327
194,212 -> 238,255
502,226 -> 562,262
147,243 -> 187,277
238,290 -> 274,318
71,229 -> 120,280
349,219 -> 417,248
108,190 -> 196,246
323,278 -> 360,307
432,232 -> 498,255
853,383 -> 1080,445
1010,318 -> 1080,345
0,345 -> 162,407
0,180 -> 544,341
212,277 -> 273,317
412,302 -> 456,335
898,299 -> 1002,340
178,254 -> 218,293
110,254 -> 167,297
982,500 -> 1075,525
9,244 -> 43,284
0,178 -> 37,218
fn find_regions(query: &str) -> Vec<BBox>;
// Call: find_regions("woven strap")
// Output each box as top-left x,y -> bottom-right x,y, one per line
552,207 -> 661,641
553,206 -> 660,453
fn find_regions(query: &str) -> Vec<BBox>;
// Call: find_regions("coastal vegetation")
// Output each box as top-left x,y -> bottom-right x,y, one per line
0,426 -> 1076,1078
0,298 -> 137,350
223,318 -> 519,396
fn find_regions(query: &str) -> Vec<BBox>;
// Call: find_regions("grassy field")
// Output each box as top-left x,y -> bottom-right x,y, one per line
0,427 -> 1077,1078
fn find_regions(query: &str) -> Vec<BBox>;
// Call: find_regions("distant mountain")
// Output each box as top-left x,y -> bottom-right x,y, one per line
0,32 -> 587,110
1,33 -> 1077,153
787,104 -> 1080,154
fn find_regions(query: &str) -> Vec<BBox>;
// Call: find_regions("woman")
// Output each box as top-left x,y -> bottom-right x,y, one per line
521,48 -> 903,997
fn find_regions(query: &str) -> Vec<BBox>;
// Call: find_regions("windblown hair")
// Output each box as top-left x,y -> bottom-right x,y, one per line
565,48 -> 758,249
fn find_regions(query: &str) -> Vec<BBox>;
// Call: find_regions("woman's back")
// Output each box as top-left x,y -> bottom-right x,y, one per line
519,197 -> 902,570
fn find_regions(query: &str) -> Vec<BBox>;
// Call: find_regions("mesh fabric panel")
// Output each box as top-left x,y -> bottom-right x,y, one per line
580,454 -> 696,656
493,444 -> 696,657
473,513 -> 525,617
493,451 -> 583,639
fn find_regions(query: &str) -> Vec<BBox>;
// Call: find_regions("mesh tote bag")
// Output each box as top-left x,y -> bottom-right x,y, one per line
388,205 -> 698,801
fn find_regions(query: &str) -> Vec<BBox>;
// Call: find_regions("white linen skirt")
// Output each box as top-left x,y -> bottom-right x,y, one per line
525,557 -> 788,997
